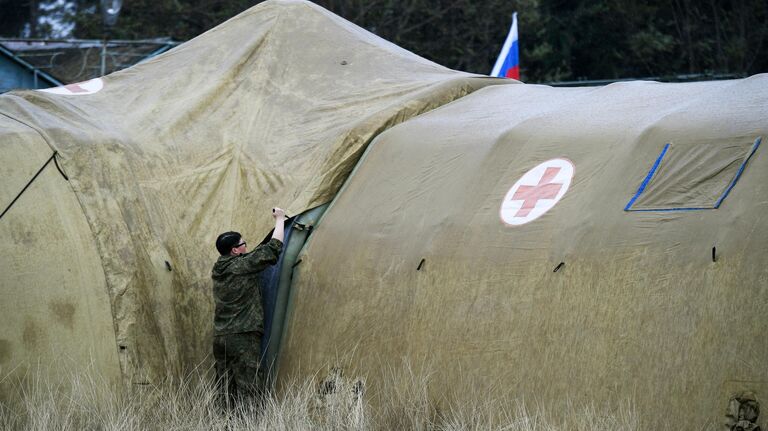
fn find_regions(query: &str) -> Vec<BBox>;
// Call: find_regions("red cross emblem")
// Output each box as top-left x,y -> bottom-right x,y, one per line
500,158 -> 574,226
510,167 -> 563,217
39,78 -> 104,95
63,83 -> 89,93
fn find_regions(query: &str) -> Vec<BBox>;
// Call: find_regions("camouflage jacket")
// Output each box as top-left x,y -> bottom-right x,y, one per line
211,238 -> 283,336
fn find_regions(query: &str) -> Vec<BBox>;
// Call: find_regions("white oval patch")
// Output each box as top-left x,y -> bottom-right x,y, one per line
39,78 -> 104,95
500,158 -> 574,226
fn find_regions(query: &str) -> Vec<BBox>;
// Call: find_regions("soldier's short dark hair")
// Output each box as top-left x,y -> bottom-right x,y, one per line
215,231 -> 241,256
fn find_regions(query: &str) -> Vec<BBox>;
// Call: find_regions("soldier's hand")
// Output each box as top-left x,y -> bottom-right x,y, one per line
272,207 -> 286,219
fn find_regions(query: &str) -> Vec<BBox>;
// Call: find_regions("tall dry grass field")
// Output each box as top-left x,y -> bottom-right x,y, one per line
0,360 -> 640,431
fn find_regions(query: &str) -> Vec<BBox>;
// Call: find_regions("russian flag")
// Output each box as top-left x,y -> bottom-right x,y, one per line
491,12 -> 519,80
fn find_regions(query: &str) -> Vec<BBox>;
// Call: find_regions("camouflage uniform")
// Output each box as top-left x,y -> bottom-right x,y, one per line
211,238 -> 282,403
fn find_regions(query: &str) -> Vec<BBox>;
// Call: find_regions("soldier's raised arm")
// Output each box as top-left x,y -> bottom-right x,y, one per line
271,207 -> 286,243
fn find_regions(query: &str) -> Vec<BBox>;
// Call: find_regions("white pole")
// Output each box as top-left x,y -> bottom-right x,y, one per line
101,38 -> 106,76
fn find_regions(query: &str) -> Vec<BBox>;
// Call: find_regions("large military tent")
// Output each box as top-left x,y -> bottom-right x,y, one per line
280,78 -> 768,429
2,0 -> 767,429
0,0 -> 499,392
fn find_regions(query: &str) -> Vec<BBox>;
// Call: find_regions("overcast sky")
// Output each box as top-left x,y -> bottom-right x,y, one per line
33,0 -> 76,38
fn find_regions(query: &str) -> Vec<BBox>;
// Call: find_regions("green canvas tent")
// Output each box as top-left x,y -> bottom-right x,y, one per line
0,0 -> 498,393
280,78 -> 768,429
2,0 -> 767,428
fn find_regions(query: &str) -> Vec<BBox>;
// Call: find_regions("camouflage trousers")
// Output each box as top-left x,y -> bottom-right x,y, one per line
213,332 -> 265,406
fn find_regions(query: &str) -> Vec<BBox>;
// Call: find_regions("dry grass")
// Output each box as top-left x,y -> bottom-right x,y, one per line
0,360 -> 640,431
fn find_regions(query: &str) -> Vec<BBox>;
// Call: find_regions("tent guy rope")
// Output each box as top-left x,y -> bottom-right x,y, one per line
0,150 -> 67,220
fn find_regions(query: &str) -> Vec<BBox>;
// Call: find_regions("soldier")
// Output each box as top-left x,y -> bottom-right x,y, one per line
212,207 -> 286,405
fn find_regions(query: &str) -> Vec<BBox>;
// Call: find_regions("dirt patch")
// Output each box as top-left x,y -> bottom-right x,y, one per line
0,339 -> 11,364
22,320 -> 42,350
49,301 -> 76,329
